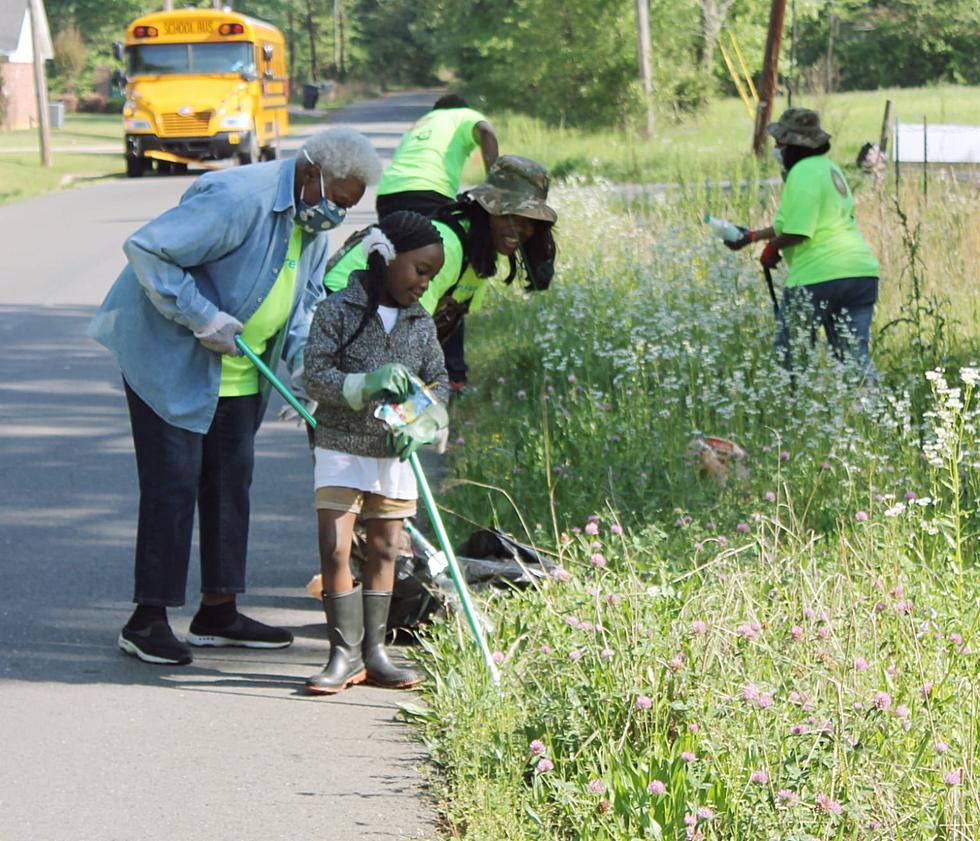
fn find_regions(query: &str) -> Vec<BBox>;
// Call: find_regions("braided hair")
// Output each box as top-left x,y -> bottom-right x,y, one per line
337,211 -> 442,353
435,197 -> 557,291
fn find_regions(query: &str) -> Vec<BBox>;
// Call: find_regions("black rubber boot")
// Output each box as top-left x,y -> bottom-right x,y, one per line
362,590 -> 425,689
305,586 -> 367,695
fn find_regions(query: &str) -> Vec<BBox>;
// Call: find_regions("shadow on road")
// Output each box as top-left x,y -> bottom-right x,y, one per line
0,304 -> 328,690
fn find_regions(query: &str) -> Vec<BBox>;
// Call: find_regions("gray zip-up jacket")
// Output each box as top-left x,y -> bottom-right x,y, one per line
304,272 -> 449,457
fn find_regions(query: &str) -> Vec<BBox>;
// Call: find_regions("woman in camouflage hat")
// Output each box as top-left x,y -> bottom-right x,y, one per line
323,154 -> 558,389
726,107 -> 880,380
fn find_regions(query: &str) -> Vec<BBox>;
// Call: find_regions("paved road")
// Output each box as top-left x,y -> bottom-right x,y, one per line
0,90 -> 445,841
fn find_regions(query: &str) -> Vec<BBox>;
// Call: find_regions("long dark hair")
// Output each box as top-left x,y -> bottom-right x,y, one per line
435,196 -> 557,291
783,141 -> 831,172
336,211 -> 441,354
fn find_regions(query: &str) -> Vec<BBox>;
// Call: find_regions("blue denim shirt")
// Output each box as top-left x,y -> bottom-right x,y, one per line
88,158 -> 330,433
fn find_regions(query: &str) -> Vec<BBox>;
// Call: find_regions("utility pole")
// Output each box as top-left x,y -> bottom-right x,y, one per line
305,0 -> 318,80
635,0 -> 655,138
338,3 -> 345,79
28,0 -> 52,168
825,0 -> 834,92
332,0 -> 339,74
752,0 -> 786,156
787,0 -> 796,107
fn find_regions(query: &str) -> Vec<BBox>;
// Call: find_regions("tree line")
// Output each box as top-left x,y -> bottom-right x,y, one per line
43,0 -> 980,128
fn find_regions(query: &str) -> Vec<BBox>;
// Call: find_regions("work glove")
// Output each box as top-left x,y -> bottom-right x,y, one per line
277,401 -> 316,424
342,363 -> 413,410
387,402 -> 449,462
723,226 -> 756,251
760,241 -> 782,269
194,311 -> 243,355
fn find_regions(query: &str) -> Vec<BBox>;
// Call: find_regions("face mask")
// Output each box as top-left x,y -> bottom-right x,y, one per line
772,147 -> 784,168
295,149 -> 346,233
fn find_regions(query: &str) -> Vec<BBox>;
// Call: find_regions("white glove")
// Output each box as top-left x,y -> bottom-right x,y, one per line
277,400 -> 317,426
194,311 -> 243,356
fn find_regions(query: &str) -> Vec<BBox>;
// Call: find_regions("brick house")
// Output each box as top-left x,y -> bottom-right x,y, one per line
0,0 -> 53,131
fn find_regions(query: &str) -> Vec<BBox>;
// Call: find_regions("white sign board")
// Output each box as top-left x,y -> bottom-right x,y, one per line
894,123 -> 980,164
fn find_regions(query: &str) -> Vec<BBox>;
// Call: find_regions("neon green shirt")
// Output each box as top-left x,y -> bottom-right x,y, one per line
377,107 -> 486,199
220,226 -> 303,396
323,220 -> 491,313
774,155 -> 880,288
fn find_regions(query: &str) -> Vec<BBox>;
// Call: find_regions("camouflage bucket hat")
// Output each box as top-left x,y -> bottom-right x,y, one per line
466,155 -> 557,223
767,107 -> 831,149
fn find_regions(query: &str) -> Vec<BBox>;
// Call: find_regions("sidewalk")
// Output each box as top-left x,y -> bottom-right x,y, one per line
0,90 -> 444,841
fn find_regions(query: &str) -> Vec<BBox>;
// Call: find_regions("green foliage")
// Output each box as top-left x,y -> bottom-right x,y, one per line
348,0 -> 439,86
415,499 -> 980,837
411,168 -> 980,840
53,23 -> 87,95
45,0 -> 152,101
416,0 -> 663,128
794,0 -> 980,90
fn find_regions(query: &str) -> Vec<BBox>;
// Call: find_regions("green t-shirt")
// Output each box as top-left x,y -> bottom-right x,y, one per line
774,155 -> 880,287
219,226 -> 303,396
377,107 -> 486,199
322,219 -> 491,314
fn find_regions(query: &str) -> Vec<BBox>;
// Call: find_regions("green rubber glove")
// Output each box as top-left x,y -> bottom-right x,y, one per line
342,363 -> 413,410
388,402 -> 449,462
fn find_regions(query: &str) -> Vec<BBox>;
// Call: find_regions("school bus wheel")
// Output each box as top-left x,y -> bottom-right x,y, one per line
126,154 -> 149,178
236,131 -> 260,167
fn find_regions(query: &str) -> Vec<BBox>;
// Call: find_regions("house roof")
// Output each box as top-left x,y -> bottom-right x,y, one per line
0,0 -> 53,59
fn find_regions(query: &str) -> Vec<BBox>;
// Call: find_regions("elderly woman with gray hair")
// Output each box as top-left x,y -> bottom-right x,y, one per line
89,127 -> 382,666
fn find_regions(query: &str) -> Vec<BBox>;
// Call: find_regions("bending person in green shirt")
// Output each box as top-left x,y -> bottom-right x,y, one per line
326,155 -> 557,390
727,108 -> 880,381
376,94 -> 498,220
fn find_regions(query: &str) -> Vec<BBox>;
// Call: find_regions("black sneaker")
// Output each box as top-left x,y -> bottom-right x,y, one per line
118,620 -> 193,665
186,612 -> 293,649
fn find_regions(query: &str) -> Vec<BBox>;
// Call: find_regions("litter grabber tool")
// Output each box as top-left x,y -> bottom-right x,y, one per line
235,335 -> 501,685
759,243 -> 781,315
402,520 -> 494,633
762,264 -> 780,314
703,216 -> 780,315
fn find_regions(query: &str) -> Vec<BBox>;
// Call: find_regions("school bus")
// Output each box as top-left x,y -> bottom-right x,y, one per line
116,8 -> 288,177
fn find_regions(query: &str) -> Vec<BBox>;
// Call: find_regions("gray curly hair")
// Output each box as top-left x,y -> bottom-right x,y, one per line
300,127 -> 382,185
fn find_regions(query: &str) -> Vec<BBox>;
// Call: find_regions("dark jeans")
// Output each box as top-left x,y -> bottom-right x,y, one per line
124,381 -> 261,607
775,276 -> 878,379
442,318 -> 467,384
376,190 -> 452,220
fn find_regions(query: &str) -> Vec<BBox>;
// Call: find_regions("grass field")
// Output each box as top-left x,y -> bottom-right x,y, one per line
4,85 -> 977,206
0,94 -> 357,205
477,85 -> 980,184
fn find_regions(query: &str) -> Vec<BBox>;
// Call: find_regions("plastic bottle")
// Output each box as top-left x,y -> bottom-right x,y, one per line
703,214 -> 743,243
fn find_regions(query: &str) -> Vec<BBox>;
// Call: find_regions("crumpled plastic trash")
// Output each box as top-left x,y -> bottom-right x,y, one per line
687,436 -> 749,487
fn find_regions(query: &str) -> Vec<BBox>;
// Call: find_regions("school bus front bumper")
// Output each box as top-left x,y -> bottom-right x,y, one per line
126,130 -> 253,162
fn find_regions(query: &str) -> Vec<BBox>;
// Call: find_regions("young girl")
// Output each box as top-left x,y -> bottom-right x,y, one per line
302,211 -> 449,694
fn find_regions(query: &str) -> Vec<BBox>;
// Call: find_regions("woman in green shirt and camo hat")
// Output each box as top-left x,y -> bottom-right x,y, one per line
727,107 -> 880,380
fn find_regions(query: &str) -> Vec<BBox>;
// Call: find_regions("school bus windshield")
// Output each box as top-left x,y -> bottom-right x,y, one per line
127,42 -> 254,76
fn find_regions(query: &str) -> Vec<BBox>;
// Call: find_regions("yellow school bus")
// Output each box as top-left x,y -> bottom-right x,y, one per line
116,8 -> 288,177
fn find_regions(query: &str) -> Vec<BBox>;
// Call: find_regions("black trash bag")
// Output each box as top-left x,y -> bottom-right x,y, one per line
456,528 -> 557,588
357,524 -> 555,634
388,551 -> 441,633
349,529 -> 440,634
